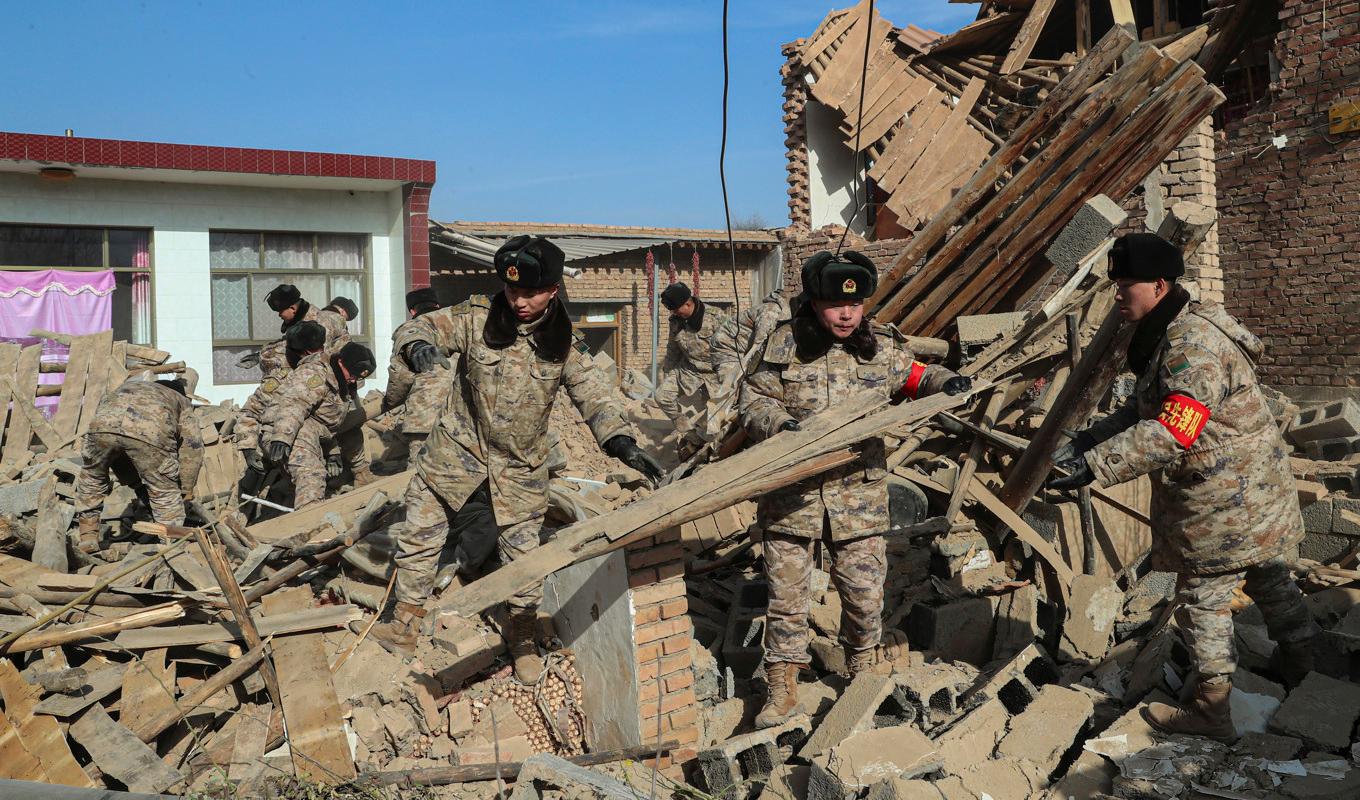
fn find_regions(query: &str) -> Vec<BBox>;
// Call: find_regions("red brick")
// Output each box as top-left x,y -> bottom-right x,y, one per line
630,579 -> 685,606
659,597 -> 688,620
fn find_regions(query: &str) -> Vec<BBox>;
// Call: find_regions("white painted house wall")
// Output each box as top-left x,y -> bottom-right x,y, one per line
0,172 -> 407,405
805,99 -> 868,236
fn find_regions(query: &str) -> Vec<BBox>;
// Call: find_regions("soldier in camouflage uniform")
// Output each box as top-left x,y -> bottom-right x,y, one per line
263,342 -> 377,510
1050,233 -> 1318,741
740,251 -> 971,728
75,371 -> 206,552
257,284 -> 352,377
370,235 -> 664,680
235,321 -> 327,490
383,287 -> 451,466
655,283 -> 730,448
710,289 -> 793,394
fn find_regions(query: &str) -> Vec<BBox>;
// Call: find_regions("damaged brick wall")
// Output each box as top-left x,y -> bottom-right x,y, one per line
1217,0 -> 1360,401
626,527 -> 700,768
782,41 -> 812,230
778,226 -> 915,297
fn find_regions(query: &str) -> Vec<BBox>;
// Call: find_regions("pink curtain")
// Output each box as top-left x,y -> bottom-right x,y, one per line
0,269 -> 115,416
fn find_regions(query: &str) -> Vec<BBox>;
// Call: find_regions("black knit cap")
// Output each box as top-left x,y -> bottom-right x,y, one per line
335,342 -> 376,380
266,284 -> 302,312
327,296 -> 359,320
406,287 -> 439,312
800,251 -> 877,302
1108,233 -> 1184,281
285,320 -> 326,352
494,235 -> 565,289
660,282 -> 693,312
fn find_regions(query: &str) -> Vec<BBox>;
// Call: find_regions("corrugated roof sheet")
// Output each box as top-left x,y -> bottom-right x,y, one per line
437,220 -> 781,245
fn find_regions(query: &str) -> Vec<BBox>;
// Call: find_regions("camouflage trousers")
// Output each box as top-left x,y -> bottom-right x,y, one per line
76,433 -> 185,526
654,371 -> 709,434
285,419 -> 369,510
396,474 -> 547,610
404,432 -> 429,471
1175,551 -> 1319,682
762,530 -> 887,664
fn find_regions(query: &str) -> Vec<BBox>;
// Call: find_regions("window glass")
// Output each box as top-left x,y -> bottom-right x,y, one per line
210,275 -> 251,339
318,234 -> 364,270
212,346 -> 261,385
329,274 -> 364,335
249,274 -> 326,340
0,226 -> 103,267
209,232 -> 259,269
263,233 -> 313,270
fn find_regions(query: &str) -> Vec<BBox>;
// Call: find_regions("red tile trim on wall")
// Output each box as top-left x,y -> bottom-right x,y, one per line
404,183 -> 434,289
0,130 -> 436,183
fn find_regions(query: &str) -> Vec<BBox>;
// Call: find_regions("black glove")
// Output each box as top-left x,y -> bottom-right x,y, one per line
244,448 -> 265,474
603,435 -> 666,486
1053,431 -> 1096,465
942,375 -> 973,396
1046,455 -> 1095,490
779,419 -> 801,433
405,341 -> 449,373
267,440 -> 292,465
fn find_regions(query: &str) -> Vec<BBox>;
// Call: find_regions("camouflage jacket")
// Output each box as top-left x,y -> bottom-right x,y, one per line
663,300 -> 730,397
740,322 -> 953,540
258,303 -> 351,378
265,356 -> 355,448
384,316 -> 452,436
394,295 -> 635,526
88,380 -> 204,491
711,291 -> 791,389
1085,301 -> 1302,574
234,352 -> 324,450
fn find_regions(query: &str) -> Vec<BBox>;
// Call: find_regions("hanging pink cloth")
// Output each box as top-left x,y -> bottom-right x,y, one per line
0,269 -> 115,415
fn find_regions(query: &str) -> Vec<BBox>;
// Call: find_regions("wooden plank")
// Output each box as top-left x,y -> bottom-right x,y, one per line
0,707 -> 47,781
74,330 -> 113,438
68,704 -> 184,794
0,343 -> 19,461
887,77 -> 987,213
798,2 -> 862,66
195,526 -> 285,714
246,469 -> 412,542
878,92 -> 953,191
1076,0 -> 1092,56
0,661 -> 95,787
858,72 -> 936,147
867,28 -> 1134,320
7,601 -> 186,654
262,586 -> 356,782
228,701 -> 272,782
118,649 -> 178,736
2,376 -> 61,453
130,639 -> 270,743
108,341 -> 129,387
51,334 -> 95,442
113,603 -> 361,650
1001,0 -> 1060,74
31,662 -> 131,717
1110,0 -> 1136,30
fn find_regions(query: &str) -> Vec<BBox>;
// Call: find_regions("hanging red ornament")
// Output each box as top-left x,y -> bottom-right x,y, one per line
645,250 -> 655,313
691,249 -> 700,295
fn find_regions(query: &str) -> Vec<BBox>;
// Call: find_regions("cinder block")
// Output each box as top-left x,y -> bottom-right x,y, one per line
1335,498 -> 1360,536
1270,671 -> 1360,752
808,726 -> 942,800
1045,194 -> 1128,273
1289,398 -> 1360,445
1301,498 -> 1335,534
1303,436 -> 1360,461
906,597 -> 995,665
697,717 -> 811,796
995,685 -> 1096,777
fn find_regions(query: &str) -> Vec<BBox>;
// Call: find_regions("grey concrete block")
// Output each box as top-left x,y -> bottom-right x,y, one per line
515,753 -> 647,799
996,685 -> 1096,775
906,598 -> 995,665
696,717 -> 811,796
1270,671 -> 1360,752
1045,194 -> 1128,273
0,480 -> 44,517
956,312 -> 1024,348
1302,498 -> 1336,534
799,673 -> 897,759
1290,399 -> 1360,445
808,726 -> 942,800
1303,436 -> 1360,461
1334,497 -> 1360,536
1302,532 -> 1355,565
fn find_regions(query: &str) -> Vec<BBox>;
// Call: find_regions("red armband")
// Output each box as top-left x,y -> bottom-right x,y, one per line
1156,393 -> 1210,448
899,361 -> 927,401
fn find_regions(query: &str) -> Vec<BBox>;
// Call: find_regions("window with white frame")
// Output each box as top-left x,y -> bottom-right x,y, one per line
209,231 -> 369,384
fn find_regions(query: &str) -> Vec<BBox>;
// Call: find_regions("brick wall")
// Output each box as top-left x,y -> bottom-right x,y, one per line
626,528 -> 699,769
782,41 -> 812,230
778,225 -> 915,297
1157,118 -> 1223,302
1217,0 -> 1360,401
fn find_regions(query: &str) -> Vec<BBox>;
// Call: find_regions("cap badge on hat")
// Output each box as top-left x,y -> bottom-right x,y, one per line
505,265 -> 519,283
842,278 -> 857,294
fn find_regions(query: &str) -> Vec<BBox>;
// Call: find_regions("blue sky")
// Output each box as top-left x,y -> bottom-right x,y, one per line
3,2 -> 976,229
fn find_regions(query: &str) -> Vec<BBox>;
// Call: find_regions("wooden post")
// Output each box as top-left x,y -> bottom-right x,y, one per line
1068,313 -> 1099,576
193,526 -> 285,714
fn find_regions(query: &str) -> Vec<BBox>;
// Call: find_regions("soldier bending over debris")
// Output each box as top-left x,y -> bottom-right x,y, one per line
1049,232 -> 1318,741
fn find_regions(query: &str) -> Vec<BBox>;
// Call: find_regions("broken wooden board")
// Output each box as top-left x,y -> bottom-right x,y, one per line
246,469 -> 412,542
0,707 -> 47,782
1,345 -> 43,464
74,330 -> 114,439
112,603 -> 361,650
0,661 -> 94,787
118,649 -> 179,737
262,586 -> 356,782
50,333 -> 98,444
68,704 -> 184,794
228,701 -> 273,782
31,661 -> 131,717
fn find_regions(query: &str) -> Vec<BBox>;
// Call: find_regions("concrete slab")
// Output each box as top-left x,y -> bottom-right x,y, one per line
541,549 -> 642,750
808,725 -> 941,800
798,672 -> 897,759
1045,194 -> 1127,273
996,685 -> 1095,779
1271,671 -> 1360,752
1058,574 -> 1121,663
